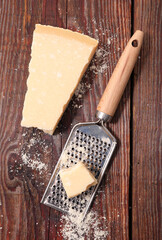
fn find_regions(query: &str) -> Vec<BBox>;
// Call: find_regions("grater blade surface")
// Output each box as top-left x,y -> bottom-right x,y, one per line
41,121 -> 117,219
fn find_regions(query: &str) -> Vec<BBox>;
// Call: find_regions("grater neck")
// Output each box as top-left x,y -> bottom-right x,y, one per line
96,110 -> 112,123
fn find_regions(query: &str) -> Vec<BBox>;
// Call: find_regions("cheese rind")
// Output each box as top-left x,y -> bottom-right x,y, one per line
59,162 -> 97,198
21,24 -> 98,134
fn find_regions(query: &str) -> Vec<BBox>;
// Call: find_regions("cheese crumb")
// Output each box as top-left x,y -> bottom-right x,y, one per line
60,209 -> 109,239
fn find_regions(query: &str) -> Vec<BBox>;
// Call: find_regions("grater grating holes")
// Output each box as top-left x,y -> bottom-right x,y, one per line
46,129 -> 113,213
92,136 -> 95,141
99,146 -> 103,151
93,158 -> 97,163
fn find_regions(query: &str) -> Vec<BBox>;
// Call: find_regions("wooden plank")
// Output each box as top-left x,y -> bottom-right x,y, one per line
132,0 -> 161,239
47,1 -> 67,240
0,0 -> 66,239
48,0 -> 131,239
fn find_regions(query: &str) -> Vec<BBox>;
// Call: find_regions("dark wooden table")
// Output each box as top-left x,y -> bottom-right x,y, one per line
0,0 -> 161,239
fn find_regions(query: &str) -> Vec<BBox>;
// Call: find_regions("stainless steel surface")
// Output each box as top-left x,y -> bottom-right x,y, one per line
96,110 -> 112,122
41,121 -> 117,219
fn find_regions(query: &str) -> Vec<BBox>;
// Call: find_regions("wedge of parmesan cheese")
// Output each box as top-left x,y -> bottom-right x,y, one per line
59,162 -> 97,198
21,24 -> 98,134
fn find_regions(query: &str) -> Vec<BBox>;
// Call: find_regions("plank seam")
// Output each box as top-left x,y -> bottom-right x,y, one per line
129,0 -> 134,239
66,0 -> 68,29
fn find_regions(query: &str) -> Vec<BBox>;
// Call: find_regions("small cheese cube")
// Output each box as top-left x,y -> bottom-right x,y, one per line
59,162 -> 97,198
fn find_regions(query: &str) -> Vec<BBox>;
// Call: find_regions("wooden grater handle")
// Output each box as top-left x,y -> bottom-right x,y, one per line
96,30 -> 144,121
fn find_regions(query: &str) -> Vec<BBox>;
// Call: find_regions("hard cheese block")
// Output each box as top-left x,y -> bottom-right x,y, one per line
21,24 -> 98,134
59,162 -> 97,198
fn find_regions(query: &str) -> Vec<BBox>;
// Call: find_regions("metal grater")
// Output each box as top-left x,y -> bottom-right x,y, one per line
41,31 -> 144,219
41,121 -> 116,219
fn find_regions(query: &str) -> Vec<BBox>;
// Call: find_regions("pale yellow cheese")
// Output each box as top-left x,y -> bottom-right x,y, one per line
21,24 -> 98,134
59,162 -> 97,198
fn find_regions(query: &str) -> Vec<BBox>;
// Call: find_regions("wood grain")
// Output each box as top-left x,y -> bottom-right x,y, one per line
0,0 -> 132,239
0,0 -> 161,239
58,0 -> 131,239
132,1 -> 161,239
47,1 -> 67,240
0,0 -> 65,240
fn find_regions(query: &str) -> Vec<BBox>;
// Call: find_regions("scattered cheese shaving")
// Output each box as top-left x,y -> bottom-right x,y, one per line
60,209 -> 109,239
